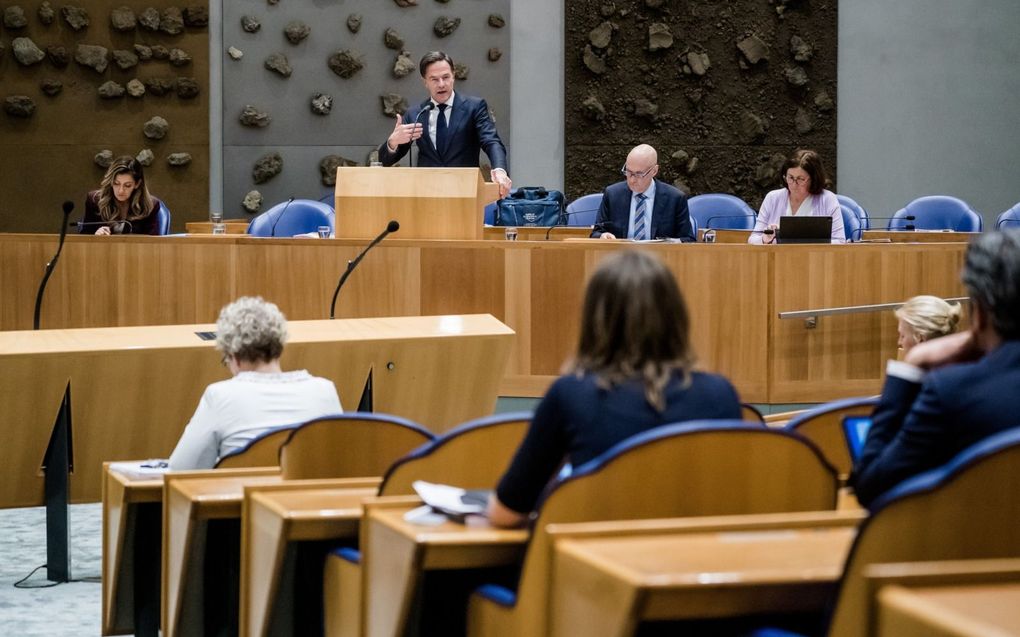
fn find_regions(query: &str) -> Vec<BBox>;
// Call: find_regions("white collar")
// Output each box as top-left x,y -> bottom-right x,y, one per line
431,91 -> 456,109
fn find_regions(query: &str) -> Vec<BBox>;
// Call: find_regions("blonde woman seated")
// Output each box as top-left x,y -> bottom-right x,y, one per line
82,155 -> 163,235
168,297 -> 342,470
487,251 -> 743,528
896,295 -> 962,353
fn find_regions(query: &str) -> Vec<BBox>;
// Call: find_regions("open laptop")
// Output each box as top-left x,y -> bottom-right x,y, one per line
778,215 -> 832,244
842,415 -> 873,463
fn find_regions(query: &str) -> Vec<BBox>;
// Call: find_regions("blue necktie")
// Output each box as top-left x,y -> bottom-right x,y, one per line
436,103 -> 448,157
632,193 -> 647,240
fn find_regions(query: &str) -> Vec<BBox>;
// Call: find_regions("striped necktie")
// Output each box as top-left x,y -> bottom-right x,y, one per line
632,193 -> 647,240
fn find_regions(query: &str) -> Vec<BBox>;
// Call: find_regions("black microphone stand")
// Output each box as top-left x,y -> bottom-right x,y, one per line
269,197 -> 296,237
409,104 -> 433,169
34,202 -> 74,330
329,221 -> 400,319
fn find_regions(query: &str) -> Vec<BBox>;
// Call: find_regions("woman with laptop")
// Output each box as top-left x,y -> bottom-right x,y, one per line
748,149 -> 845,244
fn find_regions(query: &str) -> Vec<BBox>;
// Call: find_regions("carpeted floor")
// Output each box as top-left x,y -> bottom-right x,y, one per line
0,503 -> 102,635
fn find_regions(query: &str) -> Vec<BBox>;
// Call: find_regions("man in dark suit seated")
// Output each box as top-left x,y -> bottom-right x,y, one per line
853,229 -> 1020,507
591,144 -> 695,242
378,50 -> 512,197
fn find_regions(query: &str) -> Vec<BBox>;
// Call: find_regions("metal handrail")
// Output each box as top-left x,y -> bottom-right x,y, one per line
779,297 -> 968,320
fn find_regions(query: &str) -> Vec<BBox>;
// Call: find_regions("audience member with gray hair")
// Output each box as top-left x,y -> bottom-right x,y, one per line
169,296 -> 342,470
895,295 -> 962,353
854,229 -> 1020,506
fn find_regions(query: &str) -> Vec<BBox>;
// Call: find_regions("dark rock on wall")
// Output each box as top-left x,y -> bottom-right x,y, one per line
143,77 -> 174,95
176,77 -> 200,98
134,44 -> 152,60
328,49 -> 364,79
488,14 -> 505,28
240,104 -> 271,127
113,49 -> 139,70
139,7 -> 159,31
61,6 -> 90,31
311,93 -> 333,115
242,190 -> 263,213
136,149 -> 154,166
347,14 -> 362,34
183,6 -> 208,27
285,22 -> 310,45
380,93 -> 407,117
126,79 -> 145,97
159,8 -> 184,35
383,28 -> 404,50
488,47 -> 502,62
4,6 -> 28,30
40,79 -> 63,96
393,51 -> 415,78
143,116 -> 169,139
4,95 -> 36,117
46,45 -> 69,68
12,38 -> 45,66
98,80 -> 126,98
241,15 -> 261,33
320,155 -> 359,186
38,2 -> 55,25
169,48 -> 191,66
110,6 -> 136,31
433,16 -> 460,38
167,152 -> 192,166
564,0 -> 836,205
74,44 -> 109,73
94,149 -> 114,167
253,152 -> 283,184
265,52 -> 292,77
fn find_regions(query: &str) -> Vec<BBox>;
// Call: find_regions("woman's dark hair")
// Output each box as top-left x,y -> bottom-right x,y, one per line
783,149 -> 829,195
419,51 -> 454,77
566,250 -> 695,411
97,155 -> 154,221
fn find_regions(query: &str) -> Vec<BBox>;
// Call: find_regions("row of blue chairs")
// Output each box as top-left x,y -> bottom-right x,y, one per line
244,193 -> 1020,239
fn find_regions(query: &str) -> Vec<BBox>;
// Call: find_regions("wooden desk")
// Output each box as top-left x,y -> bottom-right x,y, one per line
241,486 -> 377,637
162,473 -> 379,637
0,234 -> 967,404
879,583 -> 1020,636
482,226 -> 592,241
549,518 -> 859,637
362,499 -> 529,637
0,314 -> 511,507
861,230 -> 979,243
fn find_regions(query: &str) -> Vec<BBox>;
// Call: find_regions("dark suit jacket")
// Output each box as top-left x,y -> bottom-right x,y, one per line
377,95 -> 508,170
590,180 -> 694,241
853,340 -> 1020,507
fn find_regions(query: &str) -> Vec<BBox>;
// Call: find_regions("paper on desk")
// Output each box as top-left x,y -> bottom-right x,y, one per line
412,480 -> 489,516
108,460 -> 170,478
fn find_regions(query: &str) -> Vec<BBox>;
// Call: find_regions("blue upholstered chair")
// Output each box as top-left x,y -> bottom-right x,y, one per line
688,193 -> 756,230
247,198 -> 335,237
564,193 -> 603,226
840,204 -> 863,242
483,201 -> 497,225
277,412 -> 433,480
889,195 -> 983,231
784,396 -> 880,482
752,425 -> 1020,637
836,194 -> 869,230
465,421 -> 839,637
996,202 -> 1020,229
156,200 -> 172,235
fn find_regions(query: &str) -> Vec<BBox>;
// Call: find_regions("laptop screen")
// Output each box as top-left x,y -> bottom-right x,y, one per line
778,215 -> 832,244
842,416 -> 873,463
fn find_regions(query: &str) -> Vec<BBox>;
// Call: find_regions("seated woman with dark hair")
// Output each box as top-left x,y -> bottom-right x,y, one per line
486,250 -> 743,528
749,148 -> 845,244
82,155 -> 163,235
168,296 -> 342,470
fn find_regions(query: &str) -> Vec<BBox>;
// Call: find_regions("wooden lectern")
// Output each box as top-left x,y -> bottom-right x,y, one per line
334,166 -> 499,240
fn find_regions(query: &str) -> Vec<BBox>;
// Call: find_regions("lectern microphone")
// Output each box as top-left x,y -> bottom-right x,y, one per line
329,220 -> 400,319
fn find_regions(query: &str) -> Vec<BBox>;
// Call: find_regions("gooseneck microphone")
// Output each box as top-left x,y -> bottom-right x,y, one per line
544,210 -> 592,240
72,219 -> 134,233
329,220 -> 400,319
409,104 -> 433,168
34,201 -> 74,330
269,196 -> 296,237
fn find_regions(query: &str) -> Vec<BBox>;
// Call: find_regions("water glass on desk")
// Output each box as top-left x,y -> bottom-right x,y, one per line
210,211 -> 226,235
317,226 -> 331,239
504,227 -> 518,241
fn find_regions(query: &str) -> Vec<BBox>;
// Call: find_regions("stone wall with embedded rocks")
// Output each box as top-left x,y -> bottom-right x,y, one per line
564,0 -> 836,209
0,0 -> 209,232
221,0 -> 510,216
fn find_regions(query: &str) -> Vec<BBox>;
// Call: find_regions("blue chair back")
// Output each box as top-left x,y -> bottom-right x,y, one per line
836,194 -> 869,230
840,204 -> 863,242
826,426 -> 1020,637
687,193 -> 756,230
564,193 -> 603,226
889,195 -> 983,231
784,396 -> 880,480
483,201 -> 497,225
247,199 -> 335,237
156,200 -> 172,235
996,202 -> 1020,229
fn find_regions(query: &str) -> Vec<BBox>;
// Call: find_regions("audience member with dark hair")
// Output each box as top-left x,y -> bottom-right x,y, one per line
854,229 -> 1020,506
168,297 -> 342,470
486,250 -> 742,527
895,295 -> 962,353
82,155 -> 163,235
749,149 -> 845,244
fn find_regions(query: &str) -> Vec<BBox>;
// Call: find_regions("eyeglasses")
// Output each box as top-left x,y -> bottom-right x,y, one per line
620,164 -> 656,180
785,174 -> 810,185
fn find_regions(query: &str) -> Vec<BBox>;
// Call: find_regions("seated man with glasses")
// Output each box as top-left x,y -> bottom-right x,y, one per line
168,296 -> 342,470
591,144 -> 695,241
748,148 -> 845,244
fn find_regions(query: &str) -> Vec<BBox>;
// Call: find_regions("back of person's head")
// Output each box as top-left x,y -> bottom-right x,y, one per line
98,155 -> 154,220
215,296 -> 288,363
784,149 -> 828,195
962,229 -> 1020,340
894,295 -> 962,343
568,250 -> 695,410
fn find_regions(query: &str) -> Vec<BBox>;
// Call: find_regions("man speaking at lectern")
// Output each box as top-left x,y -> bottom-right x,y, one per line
378,51 -> 513,197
